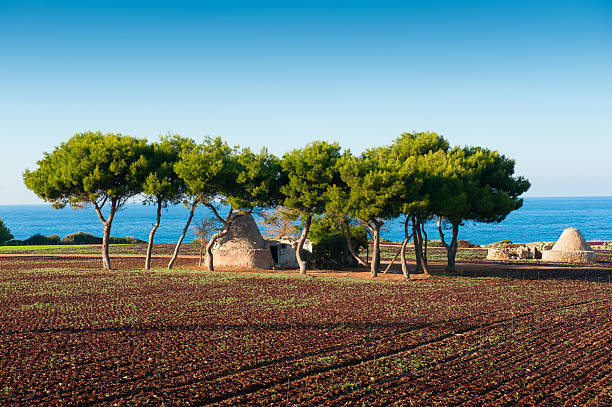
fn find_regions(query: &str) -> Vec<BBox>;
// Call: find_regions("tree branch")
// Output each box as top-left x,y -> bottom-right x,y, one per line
344,219 -> 368,267
437,216 -> 449,250
206,203 -> 228,224
93,201 -> 107,224
97,195 -> 108,210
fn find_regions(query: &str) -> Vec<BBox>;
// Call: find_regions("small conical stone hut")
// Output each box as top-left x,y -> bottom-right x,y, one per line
541,228 -> 596,264
211,212 -> 274,269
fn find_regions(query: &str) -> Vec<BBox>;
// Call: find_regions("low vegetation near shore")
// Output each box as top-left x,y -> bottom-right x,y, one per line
1,265 -> 610,406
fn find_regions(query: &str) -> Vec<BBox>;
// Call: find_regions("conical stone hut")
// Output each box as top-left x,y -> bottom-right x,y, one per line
211,212 -> 274,269
541,228 -> 596,264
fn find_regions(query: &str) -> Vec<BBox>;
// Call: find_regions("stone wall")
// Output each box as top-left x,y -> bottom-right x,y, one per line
486,243 -> 549,261
541,250 -> 596,264
266,238 -> 313,268
211,248 -> 274,269
277,245 -> 298,268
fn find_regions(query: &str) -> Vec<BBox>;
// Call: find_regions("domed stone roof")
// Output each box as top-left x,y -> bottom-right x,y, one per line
213,212 -> 266,250
550,228 -> 593,252
211,211 -> 274,269
542,228 -> 596,264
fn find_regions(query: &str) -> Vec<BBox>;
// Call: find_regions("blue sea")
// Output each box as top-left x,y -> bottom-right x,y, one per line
0,197 -> 611,245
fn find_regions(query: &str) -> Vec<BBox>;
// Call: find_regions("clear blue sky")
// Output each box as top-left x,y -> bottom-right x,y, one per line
1,0 -> 611,204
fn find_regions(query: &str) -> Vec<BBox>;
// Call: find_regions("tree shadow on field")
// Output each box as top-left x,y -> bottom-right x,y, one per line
374,262 -> 612,282
430,264 -> 612,283
6,320 -> 427,336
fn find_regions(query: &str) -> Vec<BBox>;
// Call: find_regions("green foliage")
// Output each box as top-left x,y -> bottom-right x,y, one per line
109,236 -> 145,244
19,129 -> 530,271
307,214 -> 367,269
328,146 -> 403,227
23,131 -> 149,209
281,141 -> 342,215
391,131 -> 450,158
492,239 -> 513,247
228,147 -> 284,211
0,219 -> 13,245
427,240 -> 445,247
388,131 -> 451,219
23,234 -> 61,245
62,232 -> 102,244
60,231 -> 144,245
174,136 -> 235,204
432,146 -> 530,225
142,134 -> 194,205
23,131 -> 151,268
174,137 -> 282,217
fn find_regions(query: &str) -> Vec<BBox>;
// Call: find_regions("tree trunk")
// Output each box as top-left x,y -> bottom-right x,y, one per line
411,216 -> 422,273
414,219 -> 430,275
438,217 -> 459,273
168,202 -> 197,270
344,219 -> 368,267
446,222 -> 459,273
296,215 -> 312,275
94,198 -> 116,271
101,221 -> 112,270
421,222 -> 429,266
204,208 -> 235,271
145,200 -> 163,270
370,222 -> 382,278
204,230 -> 222,271
205,229 -> 229,271
400,216 -> 412,279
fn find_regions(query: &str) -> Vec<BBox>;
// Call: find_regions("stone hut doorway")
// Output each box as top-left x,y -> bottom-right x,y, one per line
270,245 -> 279,263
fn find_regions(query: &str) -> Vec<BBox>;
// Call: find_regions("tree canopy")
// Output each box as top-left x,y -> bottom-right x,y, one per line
141,134 -> 194,269
387,132 -> 450,276
327,146 -> 405,277
227,147 -> 284,212
166,135 -> 235,269
23,131 -> 149,269
430,146 -> 531,271
21,129 -> 529,276
142,134 -> 193,206
24,132 -> 148,209
281,141 -> 343,274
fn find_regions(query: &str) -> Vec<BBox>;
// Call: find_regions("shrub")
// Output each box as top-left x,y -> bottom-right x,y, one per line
108,236 -> 145,244
492,239 -> 512,248
307,214 -> 367,269
62,232 -> 145,245
457,240 -> 475,248
23,233 -> 61,245
0,219 -> 13,245
61,232 -> 102,244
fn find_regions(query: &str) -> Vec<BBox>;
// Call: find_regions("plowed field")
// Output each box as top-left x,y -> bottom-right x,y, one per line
0,262 -> 610,406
